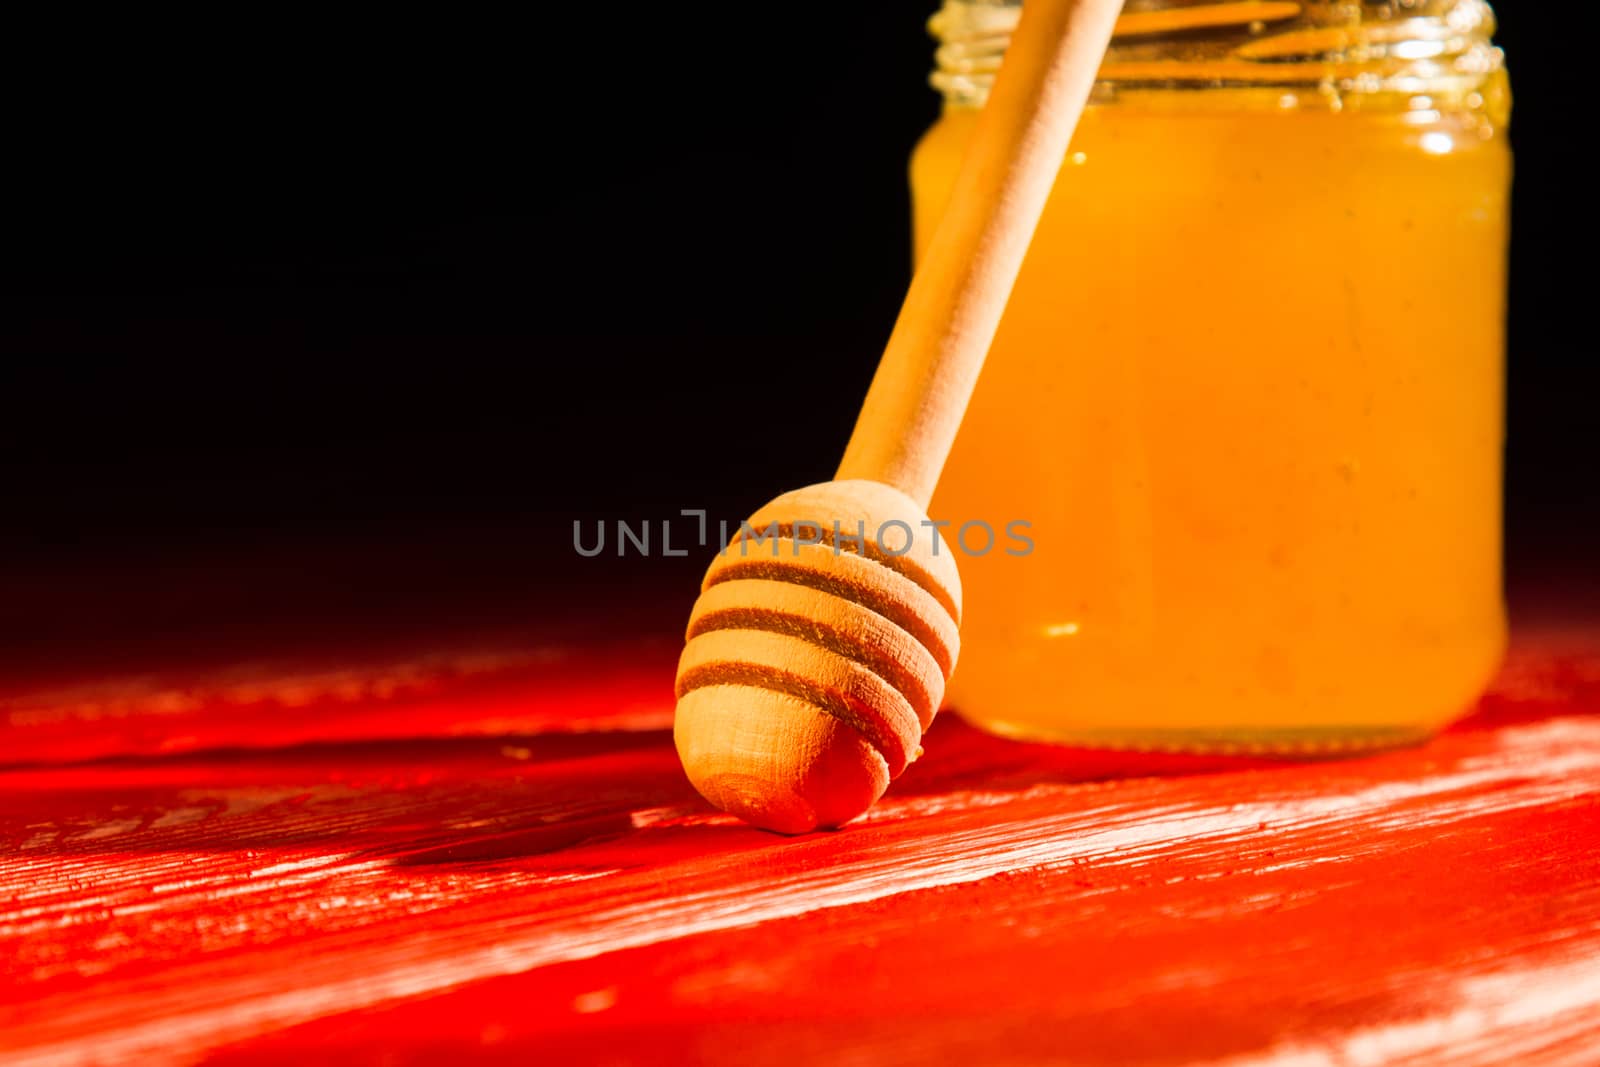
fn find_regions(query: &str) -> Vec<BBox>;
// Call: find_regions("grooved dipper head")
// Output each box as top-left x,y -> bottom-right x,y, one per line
673,480 -> 962,833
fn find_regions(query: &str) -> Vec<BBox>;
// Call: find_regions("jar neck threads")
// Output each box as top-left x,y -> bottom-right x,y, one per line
930,0 -> 1507,120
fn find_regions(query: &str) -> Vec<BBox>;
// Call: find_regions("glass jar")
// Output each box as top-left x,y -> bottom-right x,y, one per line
922,0 -> 1512,752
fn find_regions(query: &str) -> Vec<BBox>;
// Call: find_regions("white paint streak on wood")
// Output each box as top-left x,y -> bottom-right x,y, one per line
1203,954 -> 1600,1067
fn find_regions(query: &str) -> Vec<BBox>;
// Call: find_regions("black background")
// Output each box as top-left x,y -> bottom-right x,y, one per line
3,4 -> 1593,654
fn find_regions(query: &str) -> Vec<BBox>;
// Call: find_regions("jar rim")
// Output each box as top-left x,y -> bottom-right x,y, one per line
930,0 -> 1507,119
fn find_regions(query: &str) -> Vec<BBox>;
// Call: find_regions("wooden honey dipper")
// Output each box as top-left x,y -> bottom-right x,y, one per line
675,0 -> 1122,833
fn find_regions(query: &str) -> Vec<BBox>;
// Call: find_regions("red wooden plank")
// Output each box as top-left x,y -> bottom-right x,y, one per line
3,629 -> 1598,1066
0,632 -> 681,766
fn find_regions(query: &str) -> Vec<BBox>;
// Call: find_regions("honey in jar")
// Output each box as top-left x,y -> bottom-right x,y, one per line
921,0 -> 1512,751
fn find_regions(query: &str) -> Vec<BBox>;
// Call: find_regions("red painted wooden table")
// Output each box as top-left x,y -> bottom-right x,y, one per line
4,597 -> 1599,1065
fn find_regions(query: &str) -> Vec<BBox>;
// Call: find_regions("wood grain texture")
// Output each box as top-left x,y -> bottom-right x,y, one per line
3,626 -> 1599,1066
837,0 -> 1122,503
674,480 -> 962,832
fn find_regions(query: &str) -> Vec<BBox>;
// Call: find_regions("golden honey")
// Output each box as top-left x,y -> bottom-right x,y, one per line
921,1 -> 1512,751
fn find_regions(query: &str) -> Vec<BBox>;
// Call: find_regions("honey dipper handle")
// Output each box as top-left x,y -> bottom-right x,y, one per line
835,0 -> 1122,507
